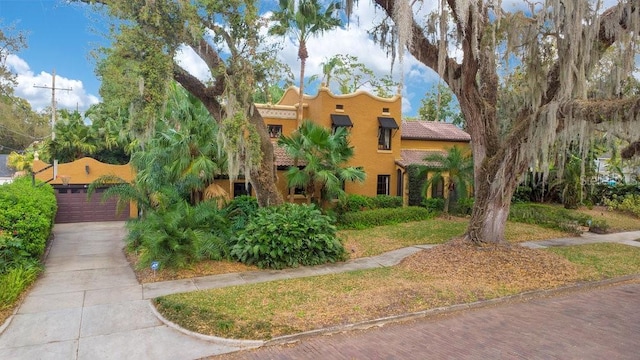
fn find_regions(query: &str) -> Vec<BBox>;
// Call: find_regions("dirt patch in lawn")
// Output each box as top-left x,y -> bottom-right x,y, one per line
400,239 -> 592,291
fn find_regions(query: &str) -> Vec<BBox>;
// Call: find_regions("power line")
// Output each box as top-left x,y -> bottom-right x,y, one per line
33,69 -> 72,141
0,143 -> 25,153
0,123 -> 44,140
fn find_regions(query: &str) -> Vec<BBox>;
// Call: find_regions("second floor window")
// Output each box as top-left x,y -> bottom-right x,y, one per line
268,125 -> 282,138
377,117 -> 398,151
378,128 -> 392,150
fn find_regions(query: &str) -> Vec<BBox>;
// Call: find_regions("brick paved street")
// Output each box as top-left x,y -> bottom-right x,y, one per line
212,280 -> 640,360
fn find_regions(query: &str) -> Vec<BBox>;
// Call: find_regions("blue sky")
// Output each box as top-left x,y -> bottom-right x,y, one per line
1,1 -> 107,111
1,0 -> 444,115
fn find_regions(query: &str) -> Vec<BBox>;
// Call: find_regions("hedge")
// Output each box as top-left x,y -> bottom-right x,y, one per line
0,176 -> 57,262
337,206 -> 435,229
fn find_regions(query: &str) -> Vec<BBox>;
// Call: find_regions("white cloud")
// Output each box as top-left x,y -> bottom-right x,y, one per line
7,55 -> 99,112
174,45 -> 213,84
263,2 -> 439,116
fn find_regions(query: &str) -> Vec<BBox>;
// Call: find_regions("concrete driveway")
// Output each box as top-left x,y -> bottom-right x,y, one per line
0,222 -> 241,360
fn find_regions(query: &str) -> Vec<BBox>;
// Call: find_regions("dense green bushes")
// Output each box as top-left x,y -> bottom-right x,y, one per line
0,177 -> 57,260
337,207 -> 435,229
591,184 -> 640,206
0,176 -> 57,309
334,194 -> 403,214
231,203 -> 345,269
605,194 -> 640,218
127,198 -> 231,269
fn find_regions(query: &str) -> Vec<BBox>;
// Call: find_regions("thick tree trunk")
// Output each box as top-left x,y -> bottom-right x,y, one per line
247,106 -> 284,207
175,68 -> 284,208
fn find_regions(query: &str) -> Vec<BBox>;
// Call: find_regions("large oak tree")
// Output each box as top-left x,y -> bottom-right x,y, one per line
85,0 -> 284,207
368,0 -> 640,244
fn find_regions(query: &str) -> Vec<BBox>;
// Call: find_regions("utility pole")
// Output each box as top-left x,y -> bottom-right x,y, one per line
34,69 -> 72,180
33,69 -> 72,141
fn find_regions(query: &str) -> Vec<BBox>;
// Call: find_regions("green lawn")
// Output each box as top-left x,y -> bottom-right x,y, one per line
154,219 -> 640,340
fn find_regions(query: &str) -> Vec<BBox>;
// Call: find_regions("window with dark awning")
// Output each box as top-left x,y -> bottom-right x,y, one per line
331,114 -> 353,127
378,117 -> 399,129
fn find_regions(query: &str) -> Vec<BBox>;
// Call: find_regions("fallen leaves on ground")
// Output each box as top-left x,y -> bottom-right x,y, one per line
401,238 -> 591,292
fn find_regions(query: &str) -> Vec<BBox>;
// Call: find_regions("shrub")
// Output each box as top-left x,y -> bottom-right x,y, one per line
127,199 -> 231,269
588,219 -> 610,234
407,165 -> 425,206
223,195 -> 259,233
0,177 -> 57,260
422,198 -> 444,212
0,232 -> 35,274
334,194 -> 373,214
452,197 -> 474,216
231,203 -> 345,269
508,203 -> 592,234
371,195 -> 403,209
591,184 -> 640,206
337,207 -> 435,229
605,194 -> 640,218
0,264 -> 40,309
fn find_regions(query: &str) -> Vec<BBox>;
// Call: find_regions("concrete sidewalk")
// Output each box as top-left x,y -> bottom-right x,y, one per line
1,222 -> 639,360
0,222 -> 246,360
143,230 -> 640,299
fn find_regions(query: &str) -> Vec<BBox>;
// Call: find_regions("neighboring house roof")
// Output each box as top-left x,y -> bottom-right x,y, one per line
396,150 -> 446,168
401,121 -> 471,142
0,154 -> 15,178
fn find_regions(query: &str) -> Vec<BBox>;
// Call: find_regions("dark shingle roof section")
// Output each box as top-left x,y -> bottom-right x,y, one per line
401,121 -> 471,142
0,154 -> 14,177
396,150 -> 445,168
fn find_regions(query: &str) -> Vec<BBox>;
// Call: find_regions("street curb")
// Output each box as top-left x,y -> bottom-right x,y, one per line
148,301 -> 265,349
263,274 -> 640,346
144,273 -> 640,349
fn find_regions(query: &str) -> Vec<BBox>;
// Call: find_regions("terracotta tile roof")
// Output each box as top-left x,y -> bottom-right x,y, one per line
273,142 -> 306,167
401,121 -> 471,142
396,150 -> 446,168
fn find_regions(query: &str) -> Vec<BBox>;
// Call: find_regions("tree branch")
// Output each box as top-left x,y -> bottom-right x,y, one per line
173,65 -> 224,121
561,96 -> 640,125
373,0 -> 462,91
544,1 -> 638,103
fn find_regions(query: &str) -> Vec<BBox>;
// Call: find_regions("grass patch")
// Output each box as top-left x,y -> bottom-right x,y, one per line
546,243 -> 640,279
575,206 -> 640,232
504,222 -> 572,243
509,203 -> 591,234
340,216 -> 468,258
155,241 -> 640,340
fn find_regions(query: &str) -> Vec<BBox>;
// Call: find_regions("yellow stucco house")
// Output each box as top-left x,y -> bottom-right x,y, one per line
256,86 -> 471,205
35,86 -> 471,223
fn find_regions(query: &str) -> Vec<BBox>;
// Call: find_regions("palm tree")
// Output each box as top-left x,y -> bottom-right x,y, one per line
269,0 -> 341,122
420,146 -> 473,214
48,110 -> 98,163
278,120 -> 365,206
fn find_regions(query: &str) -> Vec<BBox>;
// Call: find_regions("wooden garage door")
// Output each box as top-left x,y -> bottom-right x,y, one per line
54,186 -> 130,223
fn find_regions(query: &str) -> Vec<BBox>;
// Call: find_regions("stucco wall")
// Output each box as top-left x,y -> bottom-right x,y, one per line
268,86 -> 403,198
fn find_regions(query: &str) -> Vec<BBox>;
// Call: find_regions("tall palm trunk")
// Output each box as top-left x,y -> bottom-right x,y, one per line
297,40 -> 308,124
